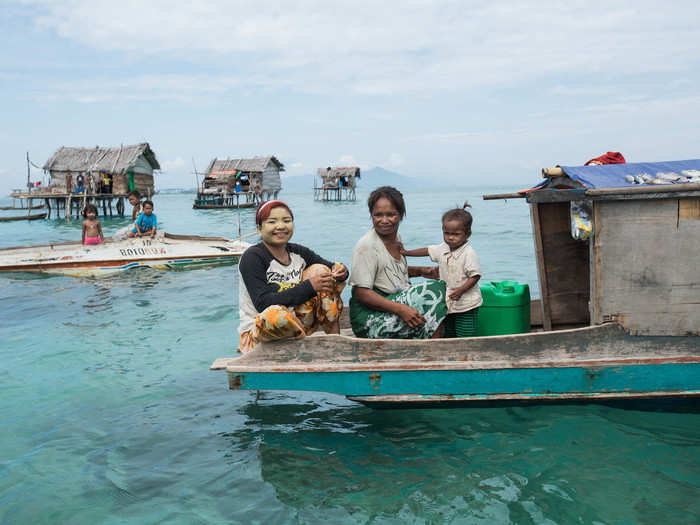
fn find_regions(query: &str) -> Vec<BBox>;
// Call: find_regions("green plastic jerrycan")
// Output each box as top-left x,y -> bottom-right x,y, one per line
475,280 -> 530,336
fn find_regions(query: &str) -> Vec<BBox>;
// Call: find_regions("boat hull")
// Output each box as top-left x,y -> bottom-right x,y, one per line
212,324 -> 700,408
0,233 -> 248,277
193,203 -> 256,209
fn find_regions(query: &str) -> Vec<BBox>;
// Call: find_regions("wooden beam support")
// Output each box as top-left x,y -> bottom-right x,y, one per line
530,203 -> 552,331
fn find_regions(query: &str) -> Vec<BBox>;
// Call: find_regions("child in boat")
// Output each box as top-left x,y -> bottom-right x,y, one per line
82,204 -> 104,245
127,190 -> 142,221
129,200 -> 157,238
401,203 -> 482,337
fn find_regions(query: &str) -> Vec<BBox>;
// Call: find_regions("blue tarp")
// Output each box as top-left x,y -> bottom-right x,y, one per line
555,159 -> 700,189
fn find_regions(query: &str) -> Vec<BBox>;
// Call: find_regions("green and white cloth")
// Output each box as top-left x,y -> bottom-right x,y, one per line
349,280 -> 448,339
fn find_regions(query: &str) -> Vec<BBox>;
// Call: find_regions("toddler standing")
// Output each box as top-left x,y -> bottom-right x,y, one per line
82,204 -> 104,245
402,203 -> 482,337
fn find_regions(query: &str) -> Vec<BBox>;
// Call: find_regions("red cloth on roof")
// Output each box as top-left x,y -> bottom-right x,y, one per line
585,151 -> 626,166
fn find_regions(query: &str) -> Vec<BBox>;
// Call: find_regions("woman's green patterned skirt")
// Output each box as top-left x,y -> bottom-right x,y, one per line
349,280 -> 448,339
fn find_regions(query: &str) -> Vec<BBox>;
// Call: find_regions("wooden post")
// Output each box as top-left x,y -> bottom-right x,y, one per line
108,198 -> 113,217
530,203 -> 552,331
45,198 -> 51,219
66,196 -> 71,221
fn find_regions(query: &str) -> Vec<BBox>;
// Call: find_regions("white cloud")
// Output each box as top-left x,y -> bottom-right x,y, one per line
338,155 -> 357,166
20,1 -> 700,96
386,153 -> 404,168
161,156 -> 185,172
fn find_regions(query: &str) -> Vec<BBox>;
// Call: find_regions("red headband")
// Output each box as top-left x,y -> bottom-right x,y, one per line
255,200 -> 293,225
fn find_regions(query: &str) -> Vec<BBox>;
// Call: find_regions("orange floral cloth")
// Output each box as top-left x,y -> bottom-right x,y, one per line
238,263 -> 345,353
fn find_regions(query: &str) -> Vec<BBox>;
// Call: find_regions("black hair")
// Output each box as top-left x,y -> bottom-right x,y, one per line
255,200 -> 294,226
82,203 -> 99,218
143,200 -> 154,208
442,202 -> 473,233
127,190 -> 141,199
367,186 -> 406,219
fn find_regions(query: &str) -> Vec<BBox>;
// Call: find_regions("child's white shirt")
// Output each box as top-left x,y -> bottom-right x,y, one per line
428,241 -> 483,314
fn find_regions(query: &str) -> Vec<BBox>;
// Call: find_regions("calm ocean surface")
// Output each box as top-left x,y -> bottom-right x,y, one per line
1,188 -> 698,524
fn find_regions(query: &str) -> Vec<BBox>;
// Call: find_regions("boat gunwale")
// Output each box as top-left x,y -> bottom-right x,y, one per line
0,232 -> 243,252
0,253 -> 242,272
219,354 -> 700,374
212,323 -> 700,373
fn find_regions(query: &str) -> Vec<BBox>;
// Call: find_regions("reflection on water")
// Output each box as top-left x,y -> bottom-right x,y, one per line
84,267 -> 167,290
227,395 -> 700,523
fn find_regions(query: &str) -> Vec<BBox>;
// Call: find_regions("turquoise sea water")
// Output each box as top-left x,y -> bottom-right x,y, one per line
1,189 -> 698,524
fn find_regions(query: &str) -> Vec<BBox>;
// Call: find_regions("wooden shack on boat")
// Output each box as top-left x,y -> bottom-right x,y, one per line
211,158 -> 700,408
314,166 -> 361,201
201,156 -> 284,205
10,143 -> 161,219
522,159 -> 700,337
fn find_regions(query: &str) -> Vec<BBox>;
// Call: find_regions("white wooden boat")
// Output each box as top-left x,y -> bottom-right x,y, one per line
0,232 -> 250,277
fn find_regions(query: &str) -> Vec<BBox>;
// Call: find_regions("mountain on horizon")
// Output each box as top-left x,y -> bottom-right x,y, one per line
281,166 -> 420,192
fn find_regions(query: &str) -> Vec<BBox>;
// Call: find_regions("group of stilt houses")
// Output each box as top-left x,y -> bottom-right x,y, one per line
314,167 -> 361,201
8,141 -> 364,219
10,143 -> 160,219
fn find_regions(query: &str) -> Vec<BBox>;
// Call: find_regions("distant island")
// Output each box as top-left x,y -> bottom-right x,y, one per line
281,167 -> 421,192
155,167 -> 425,196
156,187 -> 197,194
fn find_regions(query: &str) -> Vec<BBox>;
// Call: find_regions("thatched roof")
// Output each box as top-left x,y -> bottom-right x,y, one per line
317,166 -> 361,178
205,156 -> 284,176
43,143 -> 160,174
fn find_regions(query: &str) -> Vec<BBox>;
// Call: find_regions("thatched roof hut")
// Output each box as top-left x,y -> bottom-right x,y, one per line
317,166 -> 361,189
42,143 -> 160,196
204,156 -> 284,200
314,166 -> 361,201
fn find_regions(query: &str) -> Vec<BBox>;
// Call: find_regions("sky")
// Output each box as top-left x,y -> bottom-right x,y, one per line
1,0 -> 699,194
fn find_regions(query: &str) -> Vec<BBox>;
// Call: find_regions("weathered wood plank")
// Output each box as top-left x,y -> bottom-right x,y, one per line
527,187 -> 700,203
211,323 -> 700,371
591,199 -> 700,335
679,198 -> 700,221
349,390 -> 700,407
534,202 -> 590,326
224,360 -> 700,398
482,193 -> 526,200
530,203 -> 552,330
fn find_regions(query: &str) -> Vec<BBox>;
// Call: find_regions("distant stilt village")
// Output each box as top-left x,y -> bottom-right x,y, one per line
7,142 -> 362,219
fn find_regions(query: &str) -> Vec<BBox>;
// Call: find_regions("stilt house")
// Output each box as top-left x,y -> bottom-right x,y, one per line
204,156 -> 284,201
314,166 -> 361,201
42,143 -> 160,196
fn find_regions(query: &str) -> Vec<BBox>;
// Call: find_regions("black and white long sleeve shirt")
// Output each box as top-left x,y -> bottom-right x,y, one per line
238,242 -> 337,334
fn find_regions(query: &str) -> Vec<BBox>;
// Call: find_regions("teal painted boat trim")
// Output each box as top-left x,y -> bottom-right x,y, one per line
228,362 -> 700,397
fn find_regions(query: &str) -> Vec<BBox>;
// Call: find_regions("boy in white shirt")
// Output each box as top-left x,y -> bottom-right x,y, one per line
402,204 -> 482,337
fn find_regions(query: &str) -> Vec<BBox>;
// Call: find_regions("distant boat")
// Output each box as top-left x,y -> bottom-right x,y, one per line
0,212 -> 47,222
193,191 -> 257,209
0,204 -> 45,210
0,232 -> 250,277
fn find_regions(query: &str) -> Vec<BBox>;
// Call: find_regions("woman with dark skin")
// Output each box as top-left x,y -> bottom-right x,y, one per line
349,186 -> 446,339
